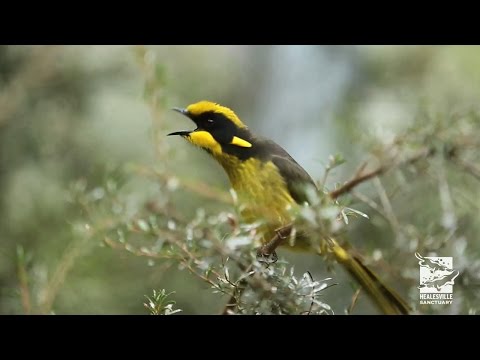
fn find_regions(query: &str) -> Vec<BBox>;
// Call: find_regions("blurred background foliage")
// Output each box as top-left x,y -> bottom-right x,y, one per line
0,45 -> 479,314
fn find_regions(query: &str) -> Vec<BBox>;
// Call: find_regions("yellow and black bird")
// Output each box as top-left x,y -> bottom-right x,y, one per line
168,100 -> 410,315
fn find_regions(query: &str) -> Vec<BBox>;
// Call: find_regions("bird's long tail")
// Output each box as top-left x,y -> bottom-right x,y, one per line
324,237 -> 411,315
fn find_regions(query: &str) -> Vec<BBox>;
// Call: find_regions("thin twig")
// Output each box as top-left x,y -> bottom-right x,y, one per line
347,288 -> 362,314
103,236 -> 182,261
330,166 -> 387,200
221,292 -> 240,315
373,177 -> 401,235
351,191 -> 389,221
220,264 -> 254,315
329,147 -> 434,200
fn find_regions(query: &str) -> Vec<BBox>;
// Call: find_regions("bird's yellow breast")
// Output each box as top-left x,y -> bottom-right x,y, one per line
216,154 -> 296,245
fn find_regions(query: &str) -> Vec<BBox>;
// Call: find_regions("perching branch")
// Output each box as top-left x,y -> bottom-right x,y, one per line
257,224 -> 294,258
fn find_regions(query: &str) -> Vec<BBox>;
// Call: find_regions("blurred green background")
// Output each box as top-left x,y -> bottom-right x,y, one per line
1,45 -> 479,314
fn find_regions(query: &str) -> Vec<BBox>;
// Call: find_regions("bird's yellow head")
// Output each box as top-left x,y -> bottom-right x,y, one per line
168,101 -> 253,157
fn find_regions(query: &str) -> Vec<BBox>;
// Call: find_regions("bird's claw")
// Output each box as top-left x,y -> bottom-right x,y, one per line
256,249 -> 278,266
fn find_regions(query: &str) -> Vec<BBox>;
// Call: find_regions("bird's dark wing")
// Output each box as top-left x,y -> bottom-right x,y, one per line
271,154 -> 317,204
259,139 -> 317,205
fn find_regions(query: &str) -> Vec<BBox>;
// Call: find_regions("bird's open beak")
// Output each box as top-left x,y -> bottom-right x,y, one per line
172,107 -> 188,116
167,130 -> 192,137
167,107 -> 196,137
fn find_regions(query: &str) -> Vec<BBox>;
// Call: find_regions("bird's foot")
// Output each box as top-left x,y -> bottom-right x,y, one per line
256,248 -> 278,266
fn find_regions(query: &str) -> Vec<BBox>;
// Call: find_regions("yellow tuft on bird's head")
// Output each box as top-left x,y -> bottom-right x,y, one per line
186,101 -> 247,129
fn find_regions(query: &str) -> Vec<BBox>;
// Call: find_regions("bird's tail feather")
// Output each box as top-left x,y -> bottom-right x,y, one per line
325,237 -> 411,315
